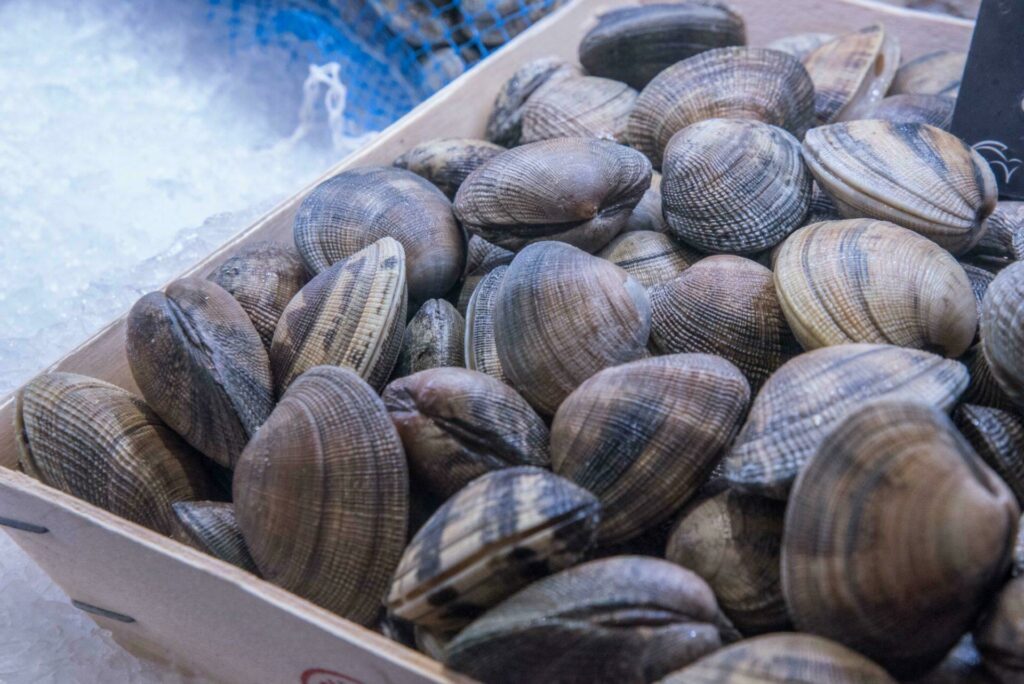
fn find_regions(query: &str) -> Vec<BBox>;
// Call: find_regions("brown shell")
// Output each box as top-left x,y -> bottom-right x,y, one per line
464,264 -> 510,384
622,173 -> 670,234
387,467 -> 600,631
207,241 -> 309,350
485,57 -> 579,147
981,261 -> 1024,409
292,166 -> 463,301
454,138 -> 652,253
382,367 -> 550,498
127,277 -> 274,469
782,400 -> 1018,677
722,343 -> 969,499
955,404 -> 1024,507
457,236 -> 514,315
172,501 -> 260,574
394,299 -> 465,377
393,138 -> 504,199
234,366 -> 408,626
519,75 -> 637,144
269,237 -> 407,393
16,373 -> 210,535
628,46 -> 815,168
552,354 -> 749,545
596,230 -> 700,288
766,32 -> 836,61
975,576 -> 1024,683
890,49 -> 966,98
865,93 -> 955,130
649,256 -> 800,392
494,242 -> 652,416
963,343 -> 1018,412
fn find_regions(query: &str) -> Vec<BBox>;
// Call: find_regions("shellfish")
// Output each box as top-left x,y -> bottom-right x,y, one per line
394,138 -> 504,200
172,501 -> 260,574
596,230 -> 699,288
394,299 -> 465,377
980,261 -> 1024,409
519,76 -> 637,144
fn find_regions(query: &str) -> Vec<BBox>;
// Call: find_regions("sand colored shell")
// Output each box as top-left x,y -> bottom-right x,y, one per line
127,277 -> 274,469
661,118 -> 811,254
628,46 -> 815,168
519,76 -> 637,144
622,173 -> 670,234
394,299 -> 465,377
722,344 -> 968,499
783,400 -> 1019,677
803,120 -> 998,255
963,343 -> 1017,412
494,242 -> 652,416
890,49 -> 966,98
393,138 -> 504,199
16,373 -> 210,535
766,32 -> 836,61
981,261 -> 1024,409
773,219 -> 977,357
485,57 -> 579,146
974,576 -> 1024,683
596,230 -> 700,288
234,366 -> 408,626
955,404 -> 1024,507
269,237 -> 407,393
172,501 -> 259,574
464,264 -> 510,384
865,93 -> 954,130
387,467 -> 600,631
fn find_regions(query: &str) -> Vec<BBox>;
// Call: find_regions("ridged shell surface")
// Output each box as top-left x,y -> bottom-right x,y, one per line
172,501 -> 259,574
976,200 -> 1024,261
520,76 -> 637,144
955,404 -> 1024,507
485,57 -> 578,147
597,230 -> 699,288
963,343 -> 1017,411
963,263 -> 995,321
457,236 -> 514,315
981,261 -> 1024,409
890,49 -> 966,98
464,264 -> 510,384
393,138 -> 504,200
395,299 -> 465,377
865,93 -> 954,130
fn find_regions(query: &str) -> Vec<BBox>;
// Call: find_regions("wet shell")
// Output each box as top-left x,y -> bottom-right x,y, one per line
127,277 -> 274,469
804,120 -> 997,254
774,219 -> 977,356
662,118 -> 811,254
456,236 -> 514,315
519,76 -> 637,144
172,501 -> 259,574
578,2 -> 746,89
292,166 -> 463,301
766,32 -> 836,61
865,93 -> 955,131
494,242 -> 652,416
807,181 -> 842,223
393,138 -> 504,199
445,556 -> 725,683
649,256 -> 800,392
234,366 -> 408,626
622,173 -> 670,234
464,264 -> 510,384
975,576 -> 1024,683
783,400 -> 1019,677
382,367 -> 550,498
666,487 -> 790,636
597,231 -> 700,288
387,467 -> 600,631
963,343 -> 1017,411
722,343 -> 969,499
628,46 -> 815,168
802,25 -> 900,124
891,49 -> 966,98
454,138 -> 652,253
16,373 -> 210,535
975,201 -> 1024,262
955,404 -> 1024,507
981,261 -> 1024,409
207,241 -> 309,350
394,299 -> 465,377
269,237 -> 407,393
485,57 -> 578,147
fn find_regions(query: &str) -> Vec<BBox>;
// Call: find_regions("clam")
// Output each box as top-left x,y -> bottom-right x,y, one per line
890,49 -> 966,98
493,242 -> 652,416
766,32 -> 836,61
394,299 -> 465,377
981,261 -> 1024,409
578,2 -> 746,89
803,120 -> 998,255
456,235 -> 513,315
628,46 -> 815,168
445,556 -> 726,683
666,486 -> 790,635
622,172 -> 670,234
382,367 -> 550,498
207,241 -> 309,350
963,343 -> 1017,411
802,25 -> 900,124
485,57 -> 578,147
661,118 -> 811,254
773,219 -> 977,356
722,343 -> 968,499
964,263 -> 996,320
974,201 -> 1024,262
127,277 -> 274,469
454,138 -> 652,253
393,138 -> 504,199
519,76 -> 637,144
657,633 -> 897,683
865,93 -> 954,130
464,264 -> 510,384
292,166 -> 463,301
552,354 -> 749,545
649,256 -> 800,392
955,404 -> 1024,507
270,237 -> 407,393
807,181 -> 842,223
387,467 -> 600,631
172,501 -> 259,574
975,577 -> 1024,683
234,366 -> 408,626
596,230 -> 700,288
16,373 -> 210,535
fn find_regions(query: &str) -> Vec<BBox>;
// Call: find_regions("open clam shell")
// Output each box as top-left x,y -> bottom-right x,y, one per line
485,57 -> 578,147
980,261 -> 1024,409
520,75 -> 637,144
464,264 -> 510,384
394,299 -> 465,377
172,501 -> 259,575
955,404 -> 1024,507
596,230 -> 700,288
890,49 -> 966,98
393,138 -> 504,200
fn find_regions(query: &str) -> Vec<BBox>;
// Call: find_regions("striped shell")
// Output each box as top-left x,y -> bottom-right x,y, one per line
622,173 -> 670,234
457,236 -> 513,315
394,299 -> 465,377
963,343 -> 1017,411
806,181 -> 842,224
981,261 -> 1024,409
955,404 -> 1024,507
865,93 -> 954,130
464,264 -> 510,384
974,576 -> 1024,683
387,467 -> 600,631
963,263 -> 995,321
172,501 -> 259,574
766,32 -> 836,61
485,57 -> 578,147
975,200 -> 1024,262
393,138 -> 504,199
891,49 -> 966,98
519,76 -> 637,144
596,231 -> 700,288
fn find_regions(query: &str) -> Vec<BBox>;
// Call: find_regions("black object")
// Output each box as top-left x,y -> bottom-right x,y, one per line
0,515 -> 47,534
71,600 -> 136,623
951,0 -> 1024,200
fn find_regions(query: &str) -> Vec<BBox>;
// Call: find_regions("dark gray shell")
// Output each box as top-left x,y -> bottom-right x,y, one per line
172,501 -> 260,574
963,343 -> 1017,412
519,76 -> 637,144
955,404 -> 1024,507
864,94 -> 954,130
393,138 -> 504,199
394,299 -> 465,377
485,57 -> 578,147
457,236 -> 514,314
597,230 -> 700,288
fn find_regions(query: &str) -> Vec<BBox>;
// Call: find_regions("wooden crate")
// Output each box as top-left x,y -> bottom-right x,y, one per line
0,1 -> 973,682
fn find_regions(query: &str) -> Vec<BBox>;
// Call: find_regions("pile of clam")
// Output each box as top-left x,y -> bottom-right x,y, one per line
15,2 -> 1024,682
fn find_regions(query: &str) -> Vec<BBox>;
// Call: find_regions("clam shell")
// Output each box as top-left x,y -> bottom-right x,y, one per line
127,277 -> 274,469
578,2 -> 746,89
803,120 -> 998,255
367,0 -> 449,47
234,366 -> 408,626
464,264 -> 510,384
172,501 -> 259,574
461,0 -> 557,47
393,138 -> 504,199
807,181 -> 842,223
774,219 -> 977,356
269,237 -> 407,393
662,118 -> 811,254
890,49 -> 966,98
622,172 -> 670,234
766,32 -> 836,61
974,576 -> 1024,682
445,556 -> 724,683
865,93 -> 954,130
387,466 -> 600,631
394,299 -> 465,377
628,46 -> 815,168
456,236 -> 514,315
519,75 -> 637,144
494,242 -> 652,416
649,255 -> 800,392
722,343 -> 969,499
382,367 -> 550,498
955,404 -> 1024,507
293,166 -> 463,301
974,201 -> 1024,262
16,373 -> 210,535
782,400 -> 1019,677
552,354 -> 749,545
596,230 -> 700,288
981,261 -> 1024,409
963,343 -> 1017,412
964,263 -> 996,321
485,57 -> 578,147
454,138 -> 652,253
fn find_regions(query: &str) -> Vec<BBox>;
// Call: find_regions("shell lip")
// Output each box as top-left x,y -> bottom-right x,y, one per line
556,604 -> 703,629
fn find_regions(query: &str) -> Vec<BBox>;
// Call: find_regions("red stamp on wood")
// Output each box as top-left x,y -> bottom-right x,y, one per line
301,668 -> 366,684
